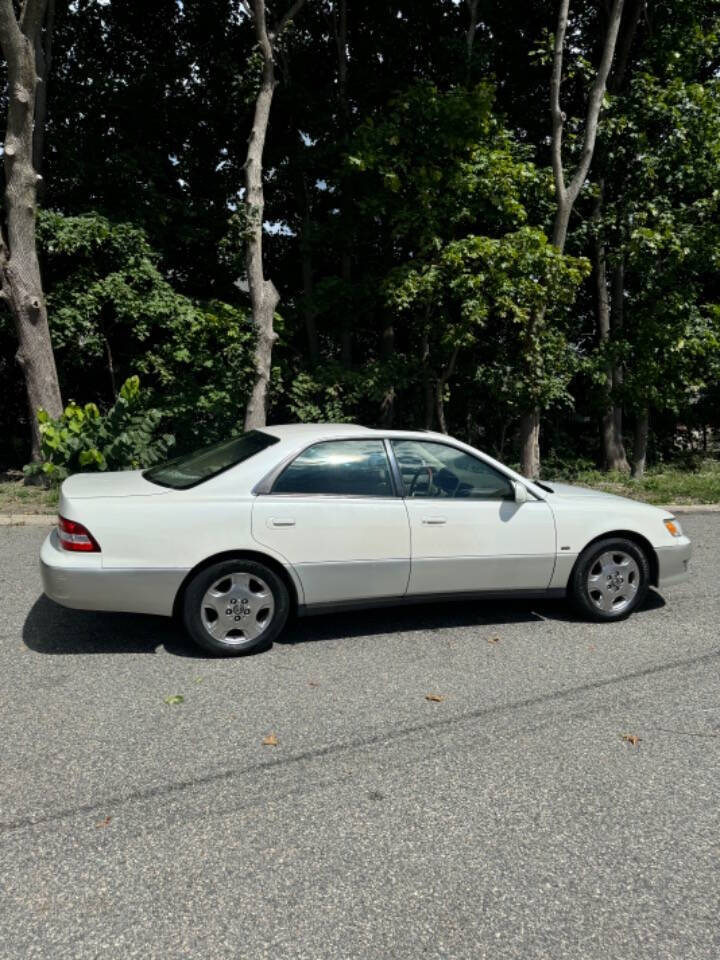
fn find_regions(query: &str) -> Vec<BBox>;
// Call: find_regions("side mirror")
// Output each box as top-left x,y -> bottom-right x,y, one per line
513,481 -> 529,504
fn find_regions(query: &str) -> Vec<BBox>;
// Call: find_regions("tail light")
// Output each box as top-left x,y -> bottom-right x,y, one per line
58,515 -> 101,552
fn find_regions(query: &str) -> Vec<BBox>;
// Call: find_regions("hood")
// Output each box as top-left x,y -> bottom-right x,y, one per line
61,469 -> 171,499
543,481 -> 626,501
543,480 -> 670,515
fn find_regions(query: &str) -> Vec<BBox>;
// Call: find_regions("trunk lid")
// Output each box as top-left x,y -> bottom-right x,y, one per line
61,469 -> 171,500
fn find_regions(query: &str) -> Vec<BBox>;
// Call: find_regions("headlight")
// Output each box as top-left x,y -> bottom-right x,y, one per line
664,518 -> 682,538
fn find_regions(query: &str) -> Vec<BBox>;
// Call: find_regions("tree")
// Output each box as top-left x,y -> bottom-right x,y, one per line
0,0 -> 62,460
588,1 -> 720,475
242,0 -> 307,431
591,0 -> 643,473
518,0 -> 625,477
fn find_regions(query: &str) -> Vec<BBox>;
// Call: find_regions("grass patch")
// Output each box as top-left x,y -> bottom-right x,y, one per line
552,460 -> 720,505
0,479 -> 58,514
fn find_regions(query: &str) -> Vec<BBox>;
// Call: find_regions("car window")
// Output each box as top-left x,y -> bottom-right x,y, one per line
144,430 -> 279,490
391,439 -> 513,500
272,439 -> 394,497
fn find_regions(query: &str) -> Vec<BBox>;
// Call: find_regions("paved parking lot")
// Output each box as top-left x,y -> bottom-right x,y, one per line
1,516 -> 718,959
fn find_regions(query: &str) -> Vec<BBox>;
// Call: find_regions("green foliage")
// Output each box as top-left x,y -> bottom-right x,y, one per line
39,211 -> 255,448
24,377 -> 174,484
286,371 -> 358,424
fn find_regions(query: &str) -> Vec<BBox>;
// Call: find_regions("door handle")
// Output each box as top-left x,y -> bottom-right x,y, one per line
421,517 -> 447,525
269,518 -> 295,528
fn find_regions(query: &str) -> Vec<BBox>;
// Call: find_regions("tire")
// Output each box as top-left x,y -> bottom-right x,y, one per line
569,537 -> 650,622
181,558 -> 290,656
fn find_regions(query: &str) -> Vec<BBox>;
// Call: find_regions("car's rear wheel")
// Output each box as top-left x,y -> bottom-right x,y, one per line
570,537 -> 650,621
182,559 -> 290,655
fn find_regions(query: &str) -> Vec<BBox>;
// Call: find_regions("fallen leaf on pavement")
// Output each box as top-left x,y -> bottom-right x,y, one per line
96,816 -> 112,829
262,733 -> 279,746
425,694 -> 444,702
487,636 -> 500,644
164,694 -> 184,705
621,733 -> 642,746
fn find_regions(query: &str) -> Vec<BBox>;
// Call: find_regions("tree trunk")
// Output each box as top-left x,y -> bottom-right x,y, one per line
519,408 -> 540,478
379,319 -> 395,427
242,0 -> 306,431
590,2 -> 642,475
464,0 -> 479,83
520,0 -> 626,476
594,206 -> 630,472
434,344 -> 459,436
421,330 -> 434,430
340,251 -> 352,368
0,0 -> 62,461
32,0 -> 54,200
608,258 -> 629,470
632,407 -> 649,478
104,334 -> 117,400
333,0 -> 353,368
435,384 -> 447,435
300,179 -> 320,367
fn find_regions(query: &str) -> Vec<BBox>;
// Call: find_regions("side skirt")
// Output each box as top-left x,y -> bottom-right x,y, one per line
297,588 -> 567,618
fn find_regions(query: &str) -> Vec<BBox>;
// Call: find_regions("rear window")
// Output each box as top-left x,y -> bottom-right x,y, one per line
144,430 -> 279,490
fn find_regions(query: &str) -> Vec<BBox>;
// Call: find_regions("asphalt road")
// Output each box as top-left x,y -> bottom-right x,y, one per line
1,517 -> 718,960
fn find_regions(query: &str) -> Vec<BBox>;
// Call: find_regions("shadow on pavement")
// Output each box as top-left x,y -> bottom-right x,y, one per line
280,589 -> 666,646
23,589 -> 666,657
23,595 -> 203,658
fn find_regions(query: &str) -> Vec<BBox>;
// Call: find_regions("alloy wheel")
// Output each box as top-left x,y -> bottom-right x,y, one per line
586,550 -> 639,614
200,571 -> 275,645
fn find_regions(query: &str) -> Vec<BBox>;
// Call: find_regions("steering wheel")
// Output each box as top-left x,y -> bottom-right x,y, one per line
435,467 -> 461,497
408,465 -> 435,497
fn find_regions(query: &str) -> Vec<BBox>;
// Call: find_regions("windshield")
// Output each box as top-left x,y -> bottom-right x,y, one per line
144,431 -> 279,490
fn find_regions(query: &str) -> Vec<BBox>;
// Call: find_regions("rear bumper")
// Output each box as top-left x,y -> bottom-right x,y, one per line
655,538 -> 692,589
40,530 -> 186,617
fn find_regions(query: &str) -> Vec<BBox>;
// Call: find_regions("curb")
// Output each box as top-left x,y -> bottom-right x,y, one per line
1,504 -> 719,527
661,504 -> 720,514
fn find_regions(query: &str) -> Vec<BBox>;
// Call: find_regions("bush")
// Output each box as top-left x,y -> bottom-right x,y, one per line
24,376 -> 175,484
39,211 -> 254,453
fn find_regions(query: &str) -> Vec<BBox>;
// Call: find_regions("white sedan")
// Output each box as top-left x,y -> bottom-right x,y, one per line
41,423 -> 692,655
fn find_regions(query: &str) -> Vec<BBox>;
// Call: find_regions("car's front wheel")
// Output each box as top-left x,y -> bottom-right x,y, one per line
182,558 -> 290,655
570,537 -> 650,621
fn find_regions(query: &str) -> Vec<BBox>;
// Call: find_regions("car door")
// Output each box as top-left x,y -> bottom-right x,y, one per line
252,438 -> 411,605
390,439 -> 556,594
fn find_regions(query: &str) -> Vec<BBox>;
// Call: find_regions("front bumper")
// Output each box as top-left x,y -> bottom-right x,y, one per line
40,530 -> 185,617
655,537 -> 692,589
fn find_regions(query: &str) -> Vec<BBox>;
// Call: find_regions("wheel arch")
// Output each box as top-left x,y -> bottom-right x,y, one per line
569,530 -> 659,588
172,549 -> 300,619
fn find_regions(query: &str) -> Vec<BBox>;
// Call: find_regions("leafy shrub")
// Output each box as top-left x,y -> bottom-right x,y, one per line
39,211 -> 254,451
24,376 -> 175,484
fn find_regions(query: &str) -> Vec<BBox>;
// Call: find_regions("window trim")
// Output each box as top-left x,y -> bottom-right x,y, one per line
258,437 -> 401,499
387,438 -> 515,502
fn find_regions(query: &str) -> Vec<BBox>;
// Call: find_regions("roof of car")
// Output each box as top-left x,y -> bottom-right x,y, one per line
260,423 -> 448,442
261,423 -> 368,440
